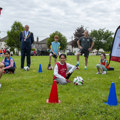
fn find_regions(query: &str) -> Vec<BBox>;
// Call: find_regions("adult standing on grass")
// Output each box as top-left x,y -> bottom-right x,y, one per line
19,25 -> 34,69
76,30 -> 94,70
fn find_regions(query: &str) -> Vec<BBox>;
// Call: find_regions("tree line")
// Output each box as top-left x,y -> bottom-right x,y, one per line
4,21 -> 113,53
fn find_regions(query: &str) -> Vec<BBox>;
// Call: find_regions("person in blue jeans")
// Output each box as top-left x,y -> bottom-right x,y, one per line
48,35 -> 60,70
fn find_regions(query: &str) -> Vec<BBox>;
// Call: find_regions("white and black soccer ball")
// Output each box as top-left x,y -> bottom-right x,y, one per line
48,66 -> 53,70
73,76 -> 84,85
24,66 -> 29,71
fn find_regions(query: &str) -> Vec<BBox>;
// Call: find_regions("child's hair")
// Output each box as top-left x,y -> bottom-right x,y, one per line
101,53 -> 106,59
5,51 -> 10,55
59,54 -> 67,59
54,35 -> 59,39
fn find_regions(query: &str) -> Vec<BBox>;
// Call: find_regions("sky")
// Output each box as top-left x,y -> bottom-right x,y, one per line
0,0 -> 120,41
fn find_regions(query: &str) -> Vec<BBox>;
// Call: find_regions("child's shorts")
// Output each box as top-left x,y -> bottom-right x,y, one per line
50,52 -> 57,58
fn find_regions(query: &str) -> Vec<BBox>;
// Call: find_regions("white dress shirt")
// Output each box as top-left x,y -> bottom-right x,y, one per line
25,31 -> 29,38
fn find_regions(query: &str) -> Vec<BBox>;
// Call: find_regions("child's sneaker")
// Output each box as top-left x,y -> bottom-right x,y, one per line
96,72 -> 100,74
102,71 -> 106,74
47,64 -> 51,70
66,79 -> 72,83
84,68 -> 87,70
76,64 -> 79,70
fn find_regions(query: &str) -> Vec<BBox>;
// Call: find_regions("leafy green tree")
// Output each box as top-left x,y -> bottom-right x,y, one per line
47,31 -> 67,50
102,30 -> 113,52
6,21 -> 24,52
90,29 -> 113,52
73,26 -> 85,47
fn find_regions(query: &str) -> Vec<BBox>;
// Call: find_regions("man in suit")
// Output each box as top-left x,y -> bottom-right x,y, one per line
19,25 -> 34,69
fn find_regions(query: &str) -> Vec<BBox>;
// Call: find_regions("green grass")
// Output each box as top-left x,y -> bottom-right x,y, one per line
0,55 -> 120,120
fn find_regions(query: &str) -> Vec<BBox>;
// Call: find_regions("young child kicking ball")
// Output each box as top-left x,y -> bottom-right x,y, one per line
96,53 -> 109,74
53,54 -> 76,85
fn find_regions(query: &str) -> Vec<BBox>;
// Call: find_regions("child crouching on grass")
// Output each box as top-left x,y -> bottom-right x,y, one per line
53,54 -> 76,85
2,51 -> 16,74
0,62 -> 4,87
96,53 -> 109,74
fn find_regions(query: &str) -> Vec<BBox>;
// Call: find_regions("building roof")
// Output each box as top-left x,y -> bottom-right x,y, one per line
0,36 -> 8,42
67,41 -> 73,45
39,37 -> 48,44
34,37 -> 48,44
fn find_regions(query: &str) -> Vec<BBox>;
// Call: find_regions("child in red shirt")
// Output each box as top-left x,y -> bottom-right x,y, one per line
53,54 -> 76,85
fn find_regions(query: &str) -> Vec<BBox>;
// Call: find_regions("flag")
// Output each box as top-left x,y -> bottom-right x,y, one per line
110,26 -> 120,62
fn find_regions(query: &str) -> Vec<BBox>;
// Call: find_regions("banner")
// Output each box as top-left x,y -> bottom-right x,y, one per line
110,26 -> 120,62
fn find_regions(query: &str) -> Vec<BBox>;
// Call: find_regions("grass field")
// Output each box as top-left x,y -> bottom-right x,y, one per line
0,55 -> 120,120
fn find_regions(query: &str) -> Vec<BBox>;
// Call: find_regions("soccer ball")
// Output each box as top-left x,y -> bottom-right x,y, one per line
24,66 -> 29,71
48,66 -> 53,70
73,76 -> 84,85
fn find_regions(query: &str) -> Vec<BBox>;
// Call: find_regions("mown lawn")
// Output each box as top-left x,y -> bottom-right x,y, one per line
0,55 -> 120,120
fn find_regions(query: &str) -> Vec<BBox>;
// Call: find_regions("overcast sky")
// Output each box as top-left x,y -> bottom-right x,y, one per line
0,0 -> 120,41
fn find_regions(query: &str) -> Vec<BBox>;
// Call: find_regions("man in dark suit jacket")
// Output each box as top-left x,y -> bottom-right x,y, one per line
19,25 -> 34,69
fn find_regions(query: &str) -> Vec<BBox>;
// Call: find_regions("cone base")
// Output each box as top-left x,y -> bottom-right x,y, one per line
104,102 -> 119,106
46,99 -> 61,104
38,71 -> 42,73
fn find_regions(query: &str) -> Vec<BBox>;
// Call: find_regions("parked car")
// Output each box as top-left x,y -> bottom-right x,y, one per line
67,52 -> 74,55
37,50 -> 49,56
96,52 -> 101,55
30,51 -> 34,56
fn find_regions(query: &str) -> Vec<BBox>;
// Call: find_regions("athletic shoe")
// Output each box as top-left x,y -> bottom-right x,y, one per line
96,72 -> 100,74
66,79 -> 72,83
47,64 -> 51,69
102,71 -> 106,74
84,68 -> 87,70
76,64 -> 79,67
76,64 -> 79,70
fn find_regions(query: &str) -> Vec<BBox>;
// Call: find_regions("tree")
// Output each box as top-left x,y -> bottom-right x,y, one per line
73,26 -> 85,47
47,31 -> 67,50
6,21 -> 24,53
102,30 -> 113,52
90,29 -> 113,52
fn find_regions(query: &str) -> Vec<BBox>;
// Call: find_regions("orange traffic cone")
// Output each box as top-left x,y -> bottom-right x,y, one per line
46,80 -> 61,103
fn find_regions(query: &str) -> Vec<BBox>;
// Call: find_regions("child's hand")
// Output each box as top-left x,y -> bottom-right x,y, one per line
66,72 -> 70,77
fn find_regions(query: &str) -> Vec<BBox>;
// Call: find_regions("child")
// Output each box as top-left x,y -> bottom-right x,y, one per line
0,62 -> 5,87
48,35 -> 60,70
53,54 -> 76,85
2,51 -> 16,73
96,53 -> 109,74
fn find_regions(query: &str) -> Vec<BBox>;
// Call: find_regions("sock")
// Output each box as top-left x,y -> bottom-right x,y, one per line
77,61 -> 79,64
85,66 -> 87,68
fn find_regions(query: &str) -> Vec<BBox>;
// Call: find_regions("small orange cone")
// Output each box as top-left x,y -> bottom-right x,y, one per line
46,80 -> 61,103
